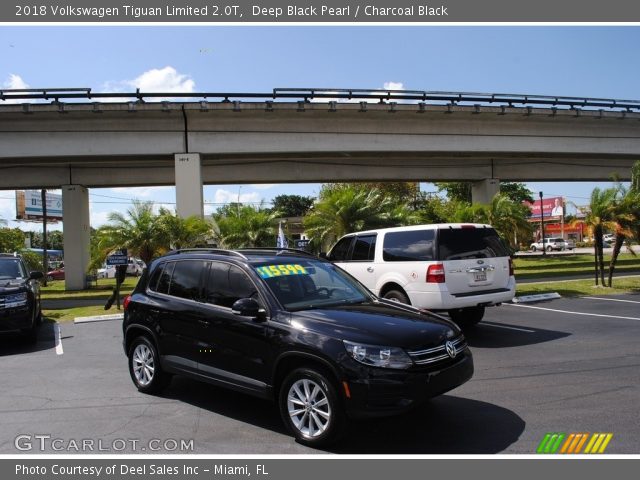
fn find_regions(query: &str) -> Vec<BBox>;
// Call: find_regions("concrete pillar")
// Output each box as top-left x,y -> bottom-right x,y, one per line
471,178 -> 500,204
175,153 -> 203,218
62,185 -> 90,291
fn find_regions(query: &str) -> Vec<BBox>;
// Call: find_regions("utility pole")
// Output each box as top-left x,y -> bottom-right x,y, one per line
41,189 -> 48,286
539,191 -> 546,256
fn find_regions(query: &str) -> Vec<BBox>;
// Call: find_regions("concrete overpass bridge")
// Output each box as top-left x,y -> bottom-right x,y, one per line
2,88 -> 640,288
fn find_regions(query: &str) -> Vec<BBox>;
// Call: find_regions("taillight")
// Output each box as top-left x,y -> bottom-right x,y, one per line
508,258 -> 514,276
426,264 -> 445,283
123,295 -> 132,311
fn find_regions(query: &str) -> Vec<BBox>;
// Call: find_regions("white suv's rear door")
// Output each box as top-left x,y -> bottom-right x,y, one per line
437,226 -> 512,295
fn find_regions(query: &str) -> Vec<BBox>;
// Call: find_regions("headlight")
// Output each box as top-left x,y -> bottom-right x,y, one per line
343,340 -> 413,369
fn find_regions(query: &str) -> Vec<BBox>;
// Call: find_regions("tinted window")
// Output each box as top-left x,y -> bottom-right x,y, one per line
351,235 -> 377,261
168,260 -> 206,300
438,228 -> 510,260
205,262 -> 258,308
147,264 -> 164,291
0,259 -> 25,279
383,230 -> 435,261
156,262 -> 175,294
328,237 -> 353,261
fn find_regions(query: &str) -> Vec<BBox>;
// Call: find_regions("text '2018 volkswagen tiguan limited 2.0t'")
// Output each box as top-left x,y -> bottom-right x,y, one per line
122,248 -> 473,446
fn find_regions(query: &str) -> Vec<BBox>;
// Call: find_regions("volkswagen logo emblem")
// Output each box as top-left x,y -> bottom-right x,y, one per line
445,341 -> 456,358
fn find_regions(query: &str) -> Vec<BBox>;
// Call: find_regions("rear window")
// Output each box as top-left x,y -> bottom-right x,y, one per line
438,228 -> 510,260
383,230 -> 435,261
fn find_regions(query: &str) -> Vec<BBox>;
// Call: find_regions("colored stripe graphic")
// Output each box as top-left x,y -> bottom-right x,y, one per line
538,433 -> 613,454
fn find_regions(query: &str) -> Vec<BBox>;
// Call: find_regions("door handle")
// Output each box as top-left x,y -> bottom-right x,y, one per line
367,267 -> 374,273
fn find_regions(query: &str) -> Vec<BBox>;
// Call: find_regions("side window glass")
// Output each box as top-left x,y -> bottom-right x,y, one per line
168,260 -> 206,300
351,235 -> 377,261
156,262 -> 175,294
328,237 -> 353,261
204,263 -> 258,309
147,264 -> 164,292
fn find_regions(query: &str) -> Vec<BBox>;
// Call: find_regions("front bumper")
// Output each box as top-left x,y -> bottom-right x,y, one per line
0,306 -> 33,332
343,348 -> 474,418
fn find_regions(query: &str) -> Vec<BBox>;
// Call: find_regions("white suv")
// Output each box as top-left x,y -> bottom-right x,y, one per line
327,224 -> 516,325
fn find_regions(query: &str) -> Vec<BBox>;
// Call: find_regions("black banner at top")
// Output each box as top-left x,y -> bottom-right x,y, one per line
3,0 -> 640,23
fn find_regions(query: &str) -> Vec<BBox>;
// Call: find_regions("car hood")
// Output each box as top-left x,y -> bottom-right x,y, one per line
288,300 -> 459,350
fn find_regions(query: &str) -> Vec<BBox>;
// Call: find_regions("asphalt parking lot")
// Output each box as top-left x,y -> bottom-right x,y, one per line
1,294 -> 639,454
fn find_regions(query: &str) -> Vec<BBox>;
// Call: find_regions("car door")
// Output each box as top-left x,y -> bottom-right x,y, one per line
151,260 -> 210,374
197,261 -> 273,395
337,234 -> 378,293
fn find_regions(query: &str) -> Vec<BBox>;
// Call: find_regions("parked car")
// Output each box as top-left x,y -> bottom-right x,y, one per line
603,234 -> 616,243
123,248 -> 473,446
530,237 -> 570,252
327,224 -> 515,326
0,253 -> 44,343
46,267 -> 65,281
97,258 -> 145,279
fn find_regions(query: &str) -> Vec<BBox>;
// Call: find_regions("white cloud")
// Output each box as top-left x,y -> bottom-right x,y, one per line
212,189 -> 261,205
0,196 -> 15,224
3,74 -> 29,90
383,81 -> 404,91
1,74 -> 30,104
89,210 -> 111,228
101,66 -> 195,101
250,184 -> 278,190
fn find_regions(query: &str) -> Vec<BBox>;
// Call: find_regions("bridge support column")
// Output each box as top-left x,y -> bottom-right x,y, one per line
175,153 -> 203,218
471,178 -> 500,204
62,185 -> 90,291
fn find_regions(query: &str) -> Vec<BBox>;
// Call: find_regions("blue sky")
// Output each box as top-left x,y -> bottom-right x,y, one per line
1,26 -> 639,230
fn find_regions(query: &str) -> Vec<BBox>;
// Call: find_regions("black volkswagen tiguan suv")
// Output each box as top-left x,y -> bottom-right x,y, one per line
0,253 -> 43,343
123,249 -> 473,446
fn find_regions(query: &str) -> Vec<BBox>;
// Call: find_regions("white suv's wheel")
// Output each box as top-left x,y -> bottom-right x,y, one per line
383,289 -> 410,305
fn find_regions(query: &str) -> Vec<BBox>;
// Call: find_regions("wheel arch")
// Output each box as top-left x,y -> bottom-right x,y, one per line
272,351 -> 342,398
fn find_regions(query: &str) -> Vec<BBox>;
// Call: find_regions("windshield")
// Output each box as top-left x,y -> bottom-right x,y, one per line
252,259 -> 372,311
0,259 -> 26,279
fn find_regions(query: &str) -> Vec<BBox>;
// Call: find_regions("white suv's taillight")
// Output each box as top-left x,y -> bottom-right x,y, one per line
426,264 -> 445,283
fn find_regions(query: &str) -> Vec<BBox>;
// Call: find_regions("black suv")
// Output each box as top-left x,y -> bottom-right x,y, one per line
0,254 -> 44,343
123,249 -> 473,446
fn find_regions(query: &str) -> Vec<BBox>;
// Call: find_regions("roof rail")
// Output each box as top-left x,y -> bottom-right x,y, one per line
237,248 -> 317,258
166,248 -> 248,259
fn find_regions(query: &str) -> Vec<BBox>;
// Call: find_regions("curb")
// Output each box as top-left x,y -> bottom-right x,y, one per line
74,313 -> 124,324
512,292 -> 562,304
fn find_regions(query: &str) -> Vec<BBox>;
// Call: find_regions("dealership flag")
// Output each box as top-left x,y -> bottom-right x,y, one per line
277,221 -> 288,248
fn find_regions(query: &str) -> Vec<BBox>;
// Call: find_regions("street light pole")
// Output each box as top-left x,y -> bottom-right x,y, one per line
539,191 -> 546,256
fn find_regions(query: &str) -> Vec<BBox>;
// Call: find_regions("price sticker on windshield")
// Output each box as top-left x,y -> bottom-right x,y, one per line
256,264 -> 308,278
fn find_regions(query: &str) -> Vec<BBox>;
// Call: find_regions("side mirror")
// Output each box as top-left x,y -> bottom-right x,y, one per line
29,271 -> 44,280
232,298 -> 266,321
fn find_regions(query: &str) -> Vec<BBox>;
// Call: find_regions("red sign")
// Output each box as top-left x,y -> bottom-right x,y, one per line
524,196 -> 564,219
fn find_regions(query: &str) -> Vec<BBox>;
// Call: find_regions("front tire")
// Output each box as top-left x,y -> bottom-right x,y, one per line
128,336 -> 170,394
383,289 -> 410,305
448,306 -> 485,326
531,245 -> 537,252
279,368 -> 346,447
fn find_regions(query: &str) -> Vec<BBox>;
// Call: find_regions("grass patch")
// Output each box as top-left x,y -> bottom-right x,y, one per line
43,305 -> 123,323
41,277 -> 138,300
514,253 -> 640,280
516,277 -> 640,298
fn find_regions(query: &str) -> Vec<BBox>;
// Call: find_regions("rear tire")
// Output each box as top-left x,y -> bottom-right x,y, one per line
383,289 -> 410,305
531,246 -> 537,252
279,368 -> 346,447
448,306 -> 485,326
128,336 -> 170,394
546,246 -> 553,252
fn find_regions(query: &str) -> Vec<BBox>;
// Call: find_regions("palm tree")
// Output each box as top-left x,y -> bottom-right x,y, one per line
213,203 -> 280,248
451,194 -> 532,251
303,185 -> 416,251
157,208 -> 214,250
97,200 -> 166,265
607,161 -> 640,286
584,187 -> 618,286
